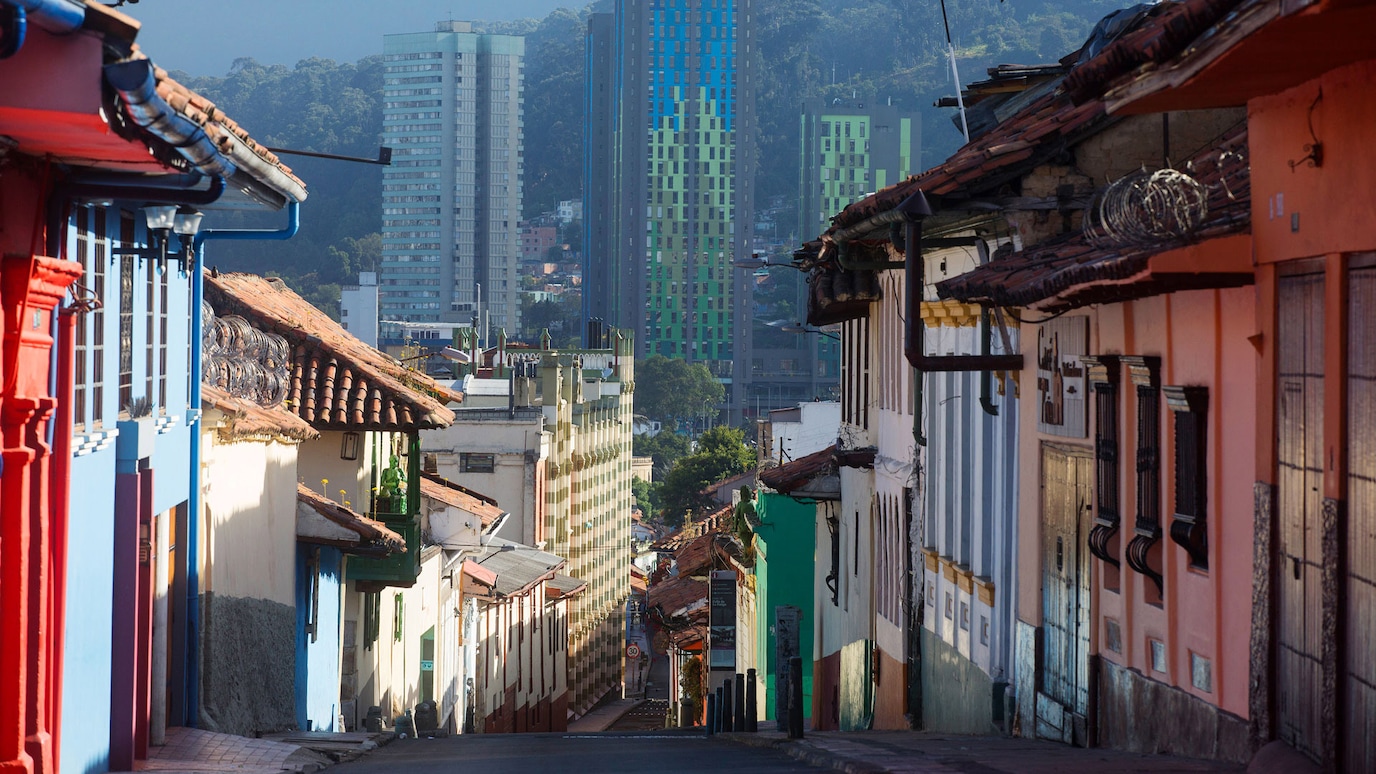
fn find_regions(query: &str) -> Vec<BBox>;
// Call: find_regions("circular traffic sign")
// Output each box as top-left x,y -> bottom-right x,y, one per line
626,643 -> 641,659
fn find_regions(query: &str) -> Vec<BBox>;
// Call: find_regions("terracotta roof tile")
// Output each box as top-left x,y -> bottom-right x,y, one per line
202,384 -> 318,441
297,483 -> 405,551
760,445 -> 837,493
205,272 -> 460,431
419,472 -> 504,528
647,575 -> 708,618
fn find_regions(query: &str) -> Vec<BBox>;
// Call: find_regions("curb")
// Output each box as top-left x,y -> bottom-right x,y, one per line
718,732 -> 887,774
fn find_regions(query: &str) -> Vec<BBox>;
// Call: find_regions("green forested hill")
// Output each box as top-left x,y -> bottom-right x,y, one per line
178,0 -> 1131,314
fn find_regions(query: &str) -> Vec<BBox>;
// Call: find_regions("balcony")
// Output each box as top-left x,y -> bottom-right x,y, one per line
346,503 -> 422,587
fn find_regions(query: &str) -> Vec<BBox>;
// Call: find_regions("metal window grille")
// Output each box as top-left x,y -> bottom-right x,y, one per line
1165,386 -> 1209,569
91,209 -> 107,427
1124,356 -> 1163,597
118,213 -> 135,412
73,208 -> 89,431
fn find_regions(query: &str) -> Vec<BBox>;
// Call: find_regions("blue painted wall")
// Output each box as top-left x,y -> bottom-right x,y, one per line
296,545 -> 343,732
58,204 -> 198,772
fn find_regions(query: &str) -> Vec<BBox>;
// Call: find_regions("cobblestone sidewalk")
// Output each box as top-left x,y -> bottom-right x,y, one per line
724,730 -> 1247,773
113,727 -> 331,773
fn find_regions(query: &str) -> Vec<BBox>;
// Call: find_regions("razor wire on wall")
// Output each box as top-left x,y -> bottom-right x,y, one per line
202,300 -> 291,407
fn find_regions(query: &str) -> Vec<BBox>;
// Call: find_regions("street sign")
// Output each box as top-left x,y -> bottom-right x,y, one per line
626,643 -> 641,659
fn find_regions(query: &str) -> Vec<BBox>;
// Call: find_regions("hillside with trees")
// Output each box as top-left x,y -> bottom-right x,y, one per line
175,0 -> 1133,313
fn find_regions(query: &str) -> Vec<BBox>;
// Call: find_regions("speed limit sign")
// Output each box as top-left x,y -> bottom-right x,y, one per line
626,643 -> 641,659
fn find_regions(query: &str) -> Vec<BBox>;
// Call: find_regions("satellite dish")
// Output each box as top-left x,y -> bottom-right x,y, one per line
602,366 -> 614,379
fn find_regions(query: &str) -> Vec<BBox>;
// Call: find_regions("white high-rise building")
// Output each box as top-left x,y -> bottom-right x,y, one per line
339,271 -> 380,348
381,21 -> 523,337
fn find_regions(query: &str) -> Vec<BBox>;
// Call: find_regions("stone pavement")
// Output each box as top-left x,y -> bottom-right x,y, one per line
566,698 -> 647,733
114,727 -> 332,773
723,730 -> 1246,773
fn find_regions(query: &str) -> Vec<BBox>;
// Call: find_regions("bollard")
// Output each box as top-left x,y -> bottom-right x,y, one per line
734,673 -> 746,732
746,668 -> 759,732
705,692 -> 716,736
721,679 -> 734,732
788,656 -> 805,739
715,686 -> 725,734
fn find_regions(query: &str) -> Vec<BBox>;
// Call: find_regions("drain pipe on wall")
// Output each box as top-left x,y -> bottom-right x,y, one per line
183,201 -> 300,725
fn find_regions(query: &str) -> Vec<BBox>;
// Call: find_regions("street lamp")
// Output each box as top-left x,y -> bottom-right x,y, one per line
111,204 -> 205,270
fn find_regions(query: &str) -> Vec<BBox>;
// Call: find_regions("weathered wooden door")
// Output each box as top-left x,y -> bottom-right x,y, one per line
1275,271 -> 1324,762
1038,443 -> 1093,744
1345,261 -> 1376,773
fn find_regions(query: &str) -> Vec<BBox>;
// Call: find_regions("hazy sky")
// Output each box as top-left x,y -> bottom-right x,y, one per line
126,0 -> 576,76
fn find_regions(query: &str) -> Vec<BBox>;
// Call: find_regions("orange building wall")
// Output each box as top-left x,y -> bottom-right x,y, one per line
1249,58 -> 1376,266
1090,282 -> 1255,720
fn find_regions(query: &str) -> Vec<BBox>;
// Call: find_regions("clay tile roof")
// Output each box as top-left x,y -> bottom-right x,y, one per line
462,558 -> 498,588
205,272 -> 460,431
202,384 -> 318,441
647,575 -> 708,618
296,483 -> 405,551
150,65 -> 307,199
760,445 -> 837,493
1062,0 -> 1247,106
651,504 -> 731,552
937,123 -> 1250,312
419,473 -> 505,528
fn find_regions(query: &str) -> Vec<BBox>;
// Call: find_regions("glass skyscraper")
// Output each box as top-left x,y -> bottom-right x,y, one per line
584,0 -> 757,421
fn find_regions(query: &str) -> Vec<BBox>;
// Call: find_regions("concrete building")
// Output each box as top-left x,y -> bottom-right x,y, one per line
583,0 -> 757,421
422,334 -> 636,716
340,272 -> 380,348
381,21 -> 524,334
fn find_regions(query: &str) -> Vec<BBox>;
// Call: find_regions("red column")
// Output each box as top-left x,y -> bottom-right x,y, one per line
0,253 -> 82,774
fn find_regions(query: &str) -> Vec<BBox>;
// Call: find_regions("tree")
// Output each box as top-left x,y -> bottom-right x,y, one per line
631,476 -> 659,518
656,426 -> 755,526
633,431 -> 691,478
634,355 -> 725,428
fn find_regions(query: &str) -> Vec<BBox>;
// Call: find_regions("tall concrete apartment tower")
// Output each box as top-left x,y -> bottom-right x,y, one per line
584,0 -> 757,422
382,22 -> 523,337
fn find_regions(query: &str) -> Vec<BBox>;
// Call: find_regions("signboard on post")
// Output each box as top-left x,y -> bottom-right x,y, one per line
709,570 -> 737,671
774,605 -> 801,730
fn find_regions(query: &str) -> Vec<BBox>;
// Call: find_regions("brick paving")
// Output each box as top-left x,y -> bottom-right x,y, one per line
724,730 -> 1247,774
113,727 -> 330,774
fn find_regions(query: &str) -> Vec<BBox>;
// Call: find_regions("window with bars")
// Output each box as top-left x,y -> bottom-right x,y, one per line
73,208 -> 90,432
1124,356 -> 1163,600
118,213 -> 135,414
92,210 -> 107,427
159,265 -> 168,411
1083,356 -> 1122,578
145,256 -> 155,407
1165,386 -> 1209,569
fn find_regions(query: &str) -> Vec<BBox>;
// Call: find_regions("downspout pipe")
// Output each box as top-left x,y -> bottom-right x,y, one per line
103,59 -> 237,180
0,4 -> 25,60
0,0 -> 81,35
183,200 -> 300,725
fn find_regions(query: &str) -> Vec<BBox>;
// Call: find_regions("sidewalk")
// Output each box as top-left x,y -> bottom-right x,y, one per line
112,727 -> 333,773
722,730 -> 1246,774
566,698 -> 647,733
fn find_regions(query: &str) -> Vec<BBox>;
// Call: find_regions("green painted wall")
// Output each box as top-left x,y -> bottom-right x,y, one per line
753,492 -> 816,720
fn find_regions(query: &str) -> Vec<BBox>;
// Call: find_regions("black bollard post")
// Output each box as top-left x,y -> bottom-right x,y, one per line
734,673 -> 746,732
746,668 -> 759,732
721,679 -> 734,732
788,656 -> 805,739
705,692 -> 716,736
721,683 -> 732,732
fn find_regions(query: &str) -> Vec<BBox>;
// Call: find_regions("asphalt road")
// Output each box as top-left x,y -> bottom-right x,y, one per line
331,730 -> 818,773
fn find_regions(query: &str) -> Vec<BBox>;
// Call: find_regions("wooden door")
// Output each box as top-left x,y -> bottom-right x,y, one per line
1275,271 -> 1324,761
1038,443 -> 1093,744
1345,263 -> 1376,773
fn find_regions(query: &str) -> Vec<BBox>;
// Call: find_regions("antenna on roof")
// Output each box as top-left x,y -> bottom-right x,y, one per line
939,0 -> 971,144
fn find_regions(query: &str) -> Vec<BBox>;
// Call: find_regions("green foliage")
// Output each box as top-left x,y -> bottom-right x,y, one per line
634,355 -> 726,427
633,431 -> 692,479
520,294 -> 581,347
631,476 -> 659,518
657,427 -> 755,526
680,654 -> 705,715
